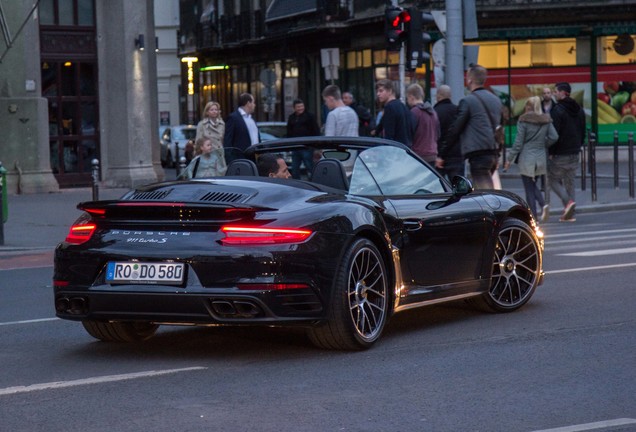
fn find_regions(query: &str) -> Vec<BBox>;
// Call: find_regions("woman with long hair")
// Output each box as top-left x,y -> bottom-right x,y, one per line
505,96 -> 558,222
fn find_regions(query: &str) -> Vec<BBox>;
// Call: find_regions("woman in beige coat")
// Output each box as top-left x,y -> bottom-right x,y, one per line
505,96 -> 558,222
195,101 -> 226,175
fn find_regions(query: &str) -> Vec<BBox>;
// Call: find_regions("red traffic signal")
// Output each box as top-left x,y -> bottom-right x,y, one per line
385,7 -> 411,50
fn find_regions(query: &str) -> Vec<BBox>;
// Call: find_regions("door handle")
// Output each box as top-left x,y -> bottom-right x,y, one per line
403,219 -> 422,231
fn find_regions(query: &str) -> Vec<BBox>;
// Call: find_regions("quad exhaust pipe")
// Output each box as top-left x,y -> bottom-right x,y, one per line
55,296 -> 88,315
210,299 -> 263,318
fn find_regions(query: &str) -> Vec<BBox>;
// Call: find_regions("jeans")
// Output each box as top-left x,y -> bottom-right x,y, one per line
291,149 -> 314,179
548,154 -> 579,206
521,175 -> 545,219
468,154 -> 498,190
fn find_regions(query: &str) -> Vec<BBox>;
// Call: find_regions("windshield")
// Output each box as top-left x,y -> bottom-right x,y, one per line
173,128 -> 196,140
349,146 -> 447,196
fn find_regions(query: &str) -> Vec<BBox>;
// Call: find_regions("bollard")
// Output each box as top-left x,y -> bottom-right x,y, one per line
179,156 -> 187,179
629,132 -> 635,199
0,160 -> 5,245
613,130 -> 619,189
589,132 -> 597,202
580,142 -> 586,191
91,159 -> 100,201
175,144 -> 181,177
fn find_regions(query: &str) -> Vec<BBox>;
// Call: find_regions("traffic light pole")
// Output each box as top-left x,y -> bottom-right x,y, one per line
446,0 -> 465,105
399,45 -> 405,102
388,0 -> 406,102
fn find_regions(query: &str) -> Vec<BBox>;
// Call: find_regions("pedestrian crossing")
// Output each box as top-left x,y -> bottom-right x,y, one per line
544,228 -> 636,256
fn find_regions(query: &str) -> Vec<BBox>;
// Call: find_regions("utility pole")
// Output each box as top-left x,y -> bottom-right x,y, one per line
446,0 -> 464,104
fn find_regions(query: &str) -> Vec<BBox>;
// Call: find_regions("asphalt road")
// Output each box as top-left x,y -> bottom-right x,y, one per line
1,210 -> 635,432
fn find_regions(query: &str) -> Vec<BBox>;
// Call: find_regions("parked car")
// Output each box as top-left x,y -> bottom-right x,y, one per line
159,125 -> 197,167
54,137 -> 544,350
257,121 -> 286,141
158,125 -> 170,167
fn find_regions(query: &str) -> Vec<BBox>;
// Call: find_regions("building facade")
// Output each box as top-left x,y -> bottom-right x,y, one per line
179,0 -> 636,144
1,0 -> 173,192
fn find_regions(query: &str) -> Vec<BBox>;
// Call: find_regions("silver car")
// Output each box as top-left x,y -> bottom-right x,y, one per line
159,125 -> 197,167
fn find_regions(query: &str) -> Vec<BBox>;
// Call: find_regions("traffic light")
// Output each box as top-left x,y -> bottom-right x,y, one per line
405,7 -> 435,71
385,6 -> 411,51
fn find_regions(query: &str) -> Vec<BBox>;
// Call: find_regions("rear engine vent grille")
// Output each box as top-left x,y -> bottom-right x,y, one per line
128,189 -> 173,201
199,191 -> 247,203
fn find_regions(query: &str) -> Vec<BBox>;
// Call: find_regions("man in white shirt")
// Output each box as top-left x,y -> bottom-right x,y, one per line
322,85 -> 359,137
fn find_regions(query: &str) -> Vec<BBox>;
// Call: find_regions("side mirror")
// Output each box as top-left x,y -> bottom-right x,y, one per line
451,175 -> 473,196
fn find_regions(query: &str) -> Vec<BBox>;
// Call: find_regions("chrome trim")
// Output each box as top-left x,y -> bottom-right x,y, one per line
391,245 -> 404,311
394,292 -> 483,313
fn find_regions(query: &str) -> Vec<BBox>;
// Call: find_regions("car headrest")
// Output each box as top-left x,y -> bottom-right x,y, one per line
311,158 -> 349,191
226,159 -> 259,176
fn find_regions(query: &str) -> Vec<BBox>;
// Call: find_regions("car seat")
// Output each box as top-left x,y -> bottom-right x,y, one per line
311,158 -> 349,190
225,159 -> 259,176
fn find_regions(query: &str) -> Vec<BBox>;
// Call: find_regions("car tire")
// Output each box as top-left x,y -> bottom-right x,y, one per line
81,320 -> 159,342
474,218 -> 542,313
308,238 -> 389,350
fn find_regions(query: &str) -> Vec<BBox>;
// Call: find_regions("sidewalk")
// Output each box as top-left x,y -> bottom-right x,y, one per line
1,163 -> 636,254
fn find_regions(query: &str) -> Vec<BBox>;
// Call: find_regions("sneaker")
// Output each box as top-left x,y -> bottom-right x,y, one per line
559,217 -> 576,222
540,205 -> 550,223
562,200 -> 576,220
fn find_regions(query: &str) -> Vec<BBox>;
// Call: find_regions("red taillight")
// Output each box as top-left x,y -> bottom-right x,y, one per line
220,226 -> 312,245
53,280 -> 70,287
65,222 -> 96,244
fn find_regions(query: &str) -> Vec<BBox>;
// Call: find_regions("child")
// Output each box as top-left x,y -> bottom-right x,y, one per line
182,137 -> 227,179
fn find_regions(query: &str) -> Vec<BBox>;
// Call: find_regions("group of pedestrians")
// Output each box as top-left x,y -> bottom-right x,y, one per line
504,81 -> 585,222
180,67 -> 586,224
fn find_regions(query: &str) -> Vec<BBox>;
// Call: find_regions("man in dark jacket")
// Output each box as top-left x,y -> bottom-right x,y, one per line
343,91 -> 374,137
224,93 -> 259,162
434,85 -> 462,180
375,79 -> 414,147
549,82 -> 586,222
447,64 -> 502,189
406,83 -> 439,165
287,99 -> 320,179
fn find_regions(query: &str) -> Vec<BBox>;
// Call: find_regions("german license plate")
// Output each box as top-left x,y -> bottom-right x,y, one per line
106,262 -> 184,284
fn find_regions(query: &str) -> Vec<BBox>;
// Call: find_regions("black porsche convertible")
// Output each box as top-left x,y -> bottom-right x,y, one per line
54,137 -> 544,350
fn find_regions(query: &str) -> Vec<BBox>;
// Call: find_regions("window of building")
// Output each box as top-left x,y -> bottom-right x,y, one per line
38,0 -> 95,26
42,60 -> 99,182
465,38 -> 587,69
598,34 -> 636,64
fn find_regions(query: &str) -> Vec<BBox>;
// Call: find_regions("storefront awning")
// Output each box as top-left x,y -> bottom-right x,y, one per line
266,0 -> 317,23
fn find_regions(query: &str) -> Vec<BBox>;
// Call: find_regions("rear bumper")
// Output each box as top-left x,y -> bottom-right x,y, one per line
55,285 -> 325,325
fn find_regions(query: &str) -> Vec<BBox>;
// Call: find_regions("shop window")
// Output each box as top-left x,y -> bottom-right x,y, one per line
469,38 -> 582,69
346,50 -> 372,69
599,34 -> 636,64
373,50 -> 386,65
346,51 -> 357,69
511,38 -> 579,67
61,62 -> 77,95
362,49 -> 372,68
466,41 -> 509,68
42,62 -> 58,96
80,63 -> 96,95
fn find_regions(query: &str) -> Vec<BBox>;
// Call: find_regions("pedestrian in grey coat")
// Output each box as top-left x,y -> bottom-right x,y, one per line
447,64 -> 502,189
505,96 -> 558,222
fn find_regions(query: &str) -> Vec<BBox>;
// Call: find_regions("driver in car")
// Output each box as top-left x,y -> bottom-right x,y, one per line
257,153 -> 291,179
